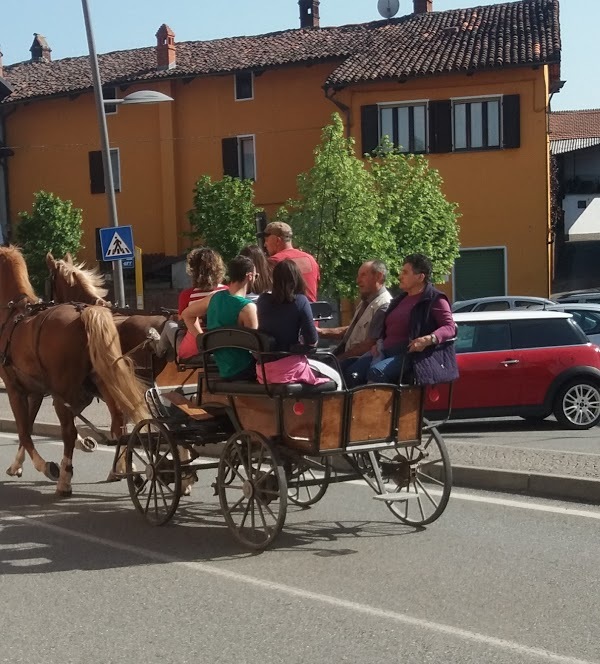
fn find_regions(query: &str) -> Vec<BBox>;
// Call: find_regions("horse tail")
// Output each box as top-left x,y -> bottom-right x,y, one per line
80,307 -> 149,424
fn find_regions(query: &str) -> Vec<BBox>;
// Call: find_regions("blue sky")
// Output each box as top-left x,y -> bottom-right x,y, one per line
2,0 -> 597,110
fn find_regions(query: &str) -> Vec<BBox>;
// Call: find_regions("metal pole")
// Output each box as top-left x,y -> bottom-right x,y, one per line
81,0 -> 126,307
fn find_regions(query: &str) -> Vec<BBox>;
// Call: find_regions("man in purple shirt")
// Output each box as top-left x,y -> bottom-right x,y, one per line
344,254 -> 457,386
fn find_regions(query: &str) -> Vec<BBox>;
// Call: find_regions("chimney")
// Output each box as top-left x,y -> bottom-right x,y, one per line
299,0 -> 320,28
413,0 -> 433,13
156,24 -> 176,71
30,33 -> 52,63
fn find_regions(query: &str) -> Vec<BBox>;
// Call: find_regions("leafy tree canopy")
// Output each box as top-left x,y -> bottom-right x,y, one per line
16,190 -> 83,293
187,175 -> 262,263
278,114 -> 460,297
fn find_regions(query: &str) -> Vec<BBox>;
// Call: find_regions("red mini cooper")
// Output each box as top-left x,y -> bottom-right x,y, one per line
426,311 -> 600,430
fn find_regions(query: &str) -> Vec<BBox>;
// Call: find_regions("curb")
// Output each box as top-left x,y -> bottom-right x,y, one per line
2,418 -> 600,505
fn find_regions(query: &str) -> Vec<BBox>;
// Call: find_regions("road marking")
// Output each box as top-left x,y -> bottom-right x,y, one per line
347,480 -> 600,520
0,513 -> 596,664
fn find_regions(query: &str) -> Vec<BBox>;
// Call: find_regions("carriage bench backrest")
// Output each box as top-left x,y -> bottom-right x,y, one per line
199,327 -> 337,398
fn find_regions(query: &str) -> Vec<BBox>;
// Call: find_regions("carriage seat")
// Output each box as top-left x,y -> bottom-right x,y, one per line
208,379 -> 337,397
200,327 -> 338,398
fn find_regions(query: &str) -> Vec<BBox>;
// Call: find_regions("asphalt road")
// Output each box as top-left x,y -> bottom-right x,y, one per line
1,433 -> 600,664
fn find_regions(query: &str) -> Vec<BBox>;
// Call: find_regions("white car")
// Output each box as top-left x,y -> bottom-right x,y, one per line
452,296 -> 554,313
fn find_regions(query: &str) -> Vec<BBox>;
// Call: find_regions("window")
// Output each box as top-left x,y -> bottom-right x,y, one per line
89,149 -> 121,194
453,98 -> 501,151
235,72 -> 253,101
379,103 -> 427,153
103,86 -> 118,115
475,301 -> 510,312
568,310 -> 600,336
455,322 -> 511,353
222,136 -> 256,180
453,248 -> 506,302
511,320 -> 585,349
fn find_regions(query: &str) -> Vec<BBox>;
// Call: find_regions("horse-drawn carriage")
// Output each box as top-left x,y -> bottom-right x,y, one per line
112,324 -> 452,550
4,248 -> 453,551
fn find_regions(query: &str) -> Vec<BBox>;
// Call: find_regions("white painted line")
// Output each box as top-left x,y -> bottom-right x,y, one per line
347,480 -> 600,520
0,513 -> 594,664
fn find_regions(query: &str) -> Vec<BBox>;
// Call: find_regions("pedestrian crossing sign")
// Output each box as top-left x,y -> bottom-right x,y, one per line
99,225 -> 134,262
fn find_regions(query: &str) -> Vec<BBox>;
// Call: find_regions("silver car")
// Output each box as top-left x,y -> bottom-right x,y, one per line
452,296 -> 554,314
544,303 -> 600,345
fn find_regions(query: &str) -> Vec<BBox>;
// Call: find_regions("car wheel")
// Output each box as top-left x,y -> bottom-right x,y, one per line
553,379 -> 600,430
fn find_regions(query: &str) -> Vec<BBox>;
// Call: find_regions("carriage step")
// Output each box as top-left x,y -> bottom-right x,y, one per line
373,492 -> 420,502
162,392 -> 214,421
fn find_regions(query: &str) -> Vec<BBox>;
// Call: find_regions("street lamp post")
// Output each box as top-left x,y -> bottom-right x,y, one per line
81,1 -> 173,307
81,0 -> 125,306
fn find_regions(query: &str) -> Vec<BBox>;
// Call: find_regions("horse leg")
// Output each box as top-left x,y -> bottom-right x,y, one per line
97,386 -> 128,482
7,393 -> 43,478
179,447 -> 197,496
52,399 -> 77,497
5,388 -> 58,481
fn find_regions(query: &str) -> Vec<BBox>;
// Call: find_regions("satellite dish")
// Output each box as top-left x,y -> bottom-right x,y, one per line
377,0 -> 400,19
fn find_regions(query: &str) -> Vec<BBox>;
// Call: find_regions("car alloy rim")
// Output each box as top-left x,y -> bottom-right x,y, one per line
563,384 -> 600,426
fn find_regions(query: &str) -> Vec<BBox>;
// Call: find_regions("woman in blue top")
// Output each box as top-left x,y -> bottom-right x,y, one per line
257,260 -> 341,387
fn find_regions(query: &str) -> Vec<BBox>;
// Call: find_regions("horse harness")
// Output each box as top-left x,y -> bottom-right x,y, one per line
0,297 -> 88,367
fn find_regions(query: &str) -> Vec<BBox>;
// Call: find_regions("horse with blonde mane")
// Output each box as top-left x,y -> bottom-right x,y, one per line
0,245 -> 148,496
44,253 -> 202,492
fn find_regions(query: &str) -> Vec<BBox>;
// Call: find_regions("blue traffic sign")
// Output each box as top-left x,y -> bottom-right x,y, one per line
99,225 -> 134,262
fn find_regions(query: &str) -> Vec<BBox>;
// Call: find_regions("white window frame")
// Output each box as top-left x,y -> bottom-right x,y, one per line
237,134 -> 256,181
103,86 -> 119,116
451,95 -> 502,151
110,148 -> 121,192
377,100 -> 429,153
234,72 -> 254,102
451,246 -> 507,301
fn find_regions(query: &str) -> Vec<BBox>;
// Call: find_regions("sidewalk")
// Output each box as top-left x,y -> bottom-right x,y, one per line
0,388 -> 598,503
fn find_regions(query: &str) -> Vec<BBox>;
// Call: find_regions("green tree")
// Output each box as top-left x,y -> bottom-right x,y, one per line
16,190 -> 83,292
187,175 -> 261,262
368,140 -> 460,283
278,115 -> 460,297
278,114 -> 390,298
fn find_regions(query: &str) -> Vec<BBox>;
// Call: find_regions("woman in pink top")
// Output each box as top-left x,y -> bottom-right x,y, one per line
154,247 -> 227,361
344,254 -> 457,386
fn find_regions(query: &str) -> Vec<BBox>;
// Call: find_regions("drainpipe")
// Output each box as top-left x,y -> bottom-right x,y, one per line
323,85 -> 351,137
0,108 -> 16,244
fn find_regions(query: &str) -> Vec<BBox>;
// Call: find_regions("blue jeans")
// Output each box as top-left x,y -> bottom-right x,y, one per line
343,344 -> 410,386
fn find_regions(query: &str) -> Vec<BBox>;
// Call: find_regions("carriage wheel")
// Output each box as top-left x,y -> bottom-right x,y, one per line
374,425 -> 452,526
287,456 -> 331,508
218,430 -> 287,551
126,420 -> 181,526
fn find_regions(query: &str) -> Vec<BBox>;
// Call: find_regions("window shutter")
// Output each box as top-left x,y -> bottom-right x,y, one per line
222,137 -> 239,177
429,100 -> 452,153
503,94 -> 521,149
361,105 -> 379,155
89,151 -> 105,194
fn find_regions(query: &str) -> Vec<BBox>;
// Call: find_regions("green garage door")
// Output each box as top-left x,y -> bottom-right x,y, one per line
454,248 -> 506,302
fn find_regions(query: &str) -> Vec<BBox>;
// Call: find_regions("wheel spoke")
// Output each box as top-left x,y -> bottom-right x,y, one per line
254,493 -> 278,521
226,494 -> 247,516
239,497 -> 253,530
144,479 -> 154,514
156,475 -> 177,496
224,458 -> 245,483
255,499 -> 271,537
416,478 -> 439,509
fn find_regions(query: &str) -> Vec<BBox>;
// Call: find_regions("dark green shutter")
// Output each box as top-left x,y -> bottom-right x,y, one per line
222,137 -> 239,177
361,105 -> 379,155
454,249 -> 506,301
503,95 -> 521,149
429,100 -> 452,153
89,151 -> 105,194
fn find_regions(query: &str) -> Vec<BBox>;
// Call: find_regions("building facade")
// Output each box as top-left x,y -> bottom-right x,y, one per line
0,0 -> 562,299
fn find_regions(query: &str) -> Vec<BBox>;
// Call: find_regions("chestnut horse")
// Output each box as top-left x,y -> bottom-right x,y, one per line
44,253 -> 201,493
0,246 -> 148,496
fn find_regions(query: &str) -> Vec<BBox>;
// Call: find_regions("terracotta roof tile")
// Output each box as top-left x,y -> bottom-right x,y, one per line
2,0 -> 561,105
549,109 -> 600,140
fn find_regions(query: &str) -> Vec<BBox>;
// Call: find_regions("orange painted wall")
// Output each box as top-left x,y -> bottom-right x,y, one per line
5,61 -> 551,297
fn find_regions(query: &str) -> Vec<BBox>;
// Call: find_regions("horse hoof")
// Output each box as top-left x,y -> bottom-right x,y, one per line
182,484 -> 192,497
76,437 -> 97,453
56,488 -> 73,498
6,466 -> 23,478
45,462 -> 61,482
106,472 -> 122,483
